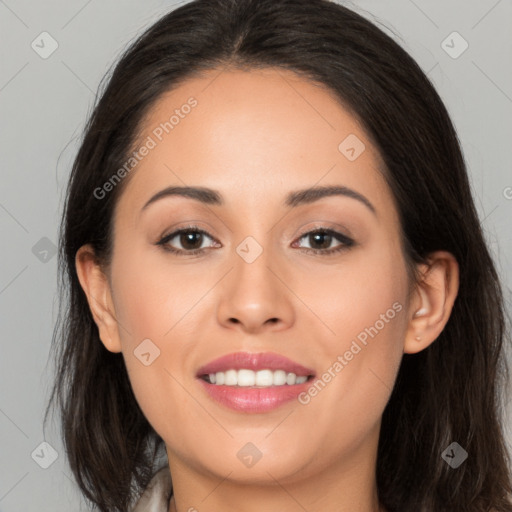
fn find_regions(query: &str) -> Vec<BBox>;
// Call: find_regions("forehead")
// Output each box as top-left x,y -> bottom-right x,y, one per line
116,67 -> 394,220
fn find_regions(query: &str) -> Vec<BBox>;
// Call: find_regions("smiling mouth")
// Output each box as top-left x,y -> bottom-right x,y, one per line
199,369 -> 315,387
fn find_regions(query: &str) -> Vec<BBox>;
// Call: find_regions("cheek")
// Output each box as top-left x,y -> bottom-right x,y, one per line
302,242 -> 407,420
306,240 -> 408,352
110,240 -> 208,345
108,243 -> 219,437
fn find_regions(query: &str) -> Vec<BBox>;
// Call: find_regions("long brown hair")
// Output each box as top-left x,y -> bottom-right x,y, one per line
45,0 -> 512,510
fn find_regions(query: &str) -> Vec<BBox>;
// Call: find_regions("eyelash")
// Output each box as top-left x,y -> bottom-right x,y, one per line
156,224 -> 355,257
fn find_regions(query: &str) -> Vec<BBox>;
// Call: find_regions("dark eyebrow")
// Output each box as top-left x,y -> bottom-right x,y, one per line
141,185 -> 376,215
142,186 -> 223,211
285,185 -> 376,215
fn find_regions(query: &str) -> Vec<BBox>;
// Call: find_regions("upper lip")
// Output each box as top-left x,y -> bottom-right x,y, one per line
196,352 -> 316,377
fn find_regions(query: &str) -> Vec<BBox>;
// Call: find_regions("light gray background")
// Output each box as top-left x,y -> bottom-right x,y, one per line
1,0 -> 511,510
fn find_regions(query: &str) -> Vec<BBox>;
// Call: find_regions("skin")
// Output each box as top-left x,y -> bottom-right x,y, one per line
75,67 -> 459,512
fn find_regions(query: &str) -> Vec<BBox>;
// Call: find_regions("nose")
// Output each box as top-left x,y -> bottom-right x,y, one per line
216,246 -> 295,334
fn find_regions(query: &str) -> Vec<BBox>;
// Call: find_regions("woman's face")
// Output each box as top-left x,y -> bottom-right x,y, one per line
101,67 -> 414,485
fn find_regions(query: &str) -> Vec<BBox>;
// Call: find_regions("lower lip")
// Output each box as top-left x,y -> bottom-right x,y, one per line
197,377 -> 313,413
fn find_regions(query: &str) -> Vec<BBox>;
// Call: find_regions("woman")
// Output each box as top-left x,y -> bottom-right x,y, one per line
45,0 -> 512,510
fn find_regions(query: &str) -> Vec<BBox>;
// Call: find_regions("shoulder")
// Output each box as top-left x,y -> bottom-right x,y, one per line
130,466 -> 172,512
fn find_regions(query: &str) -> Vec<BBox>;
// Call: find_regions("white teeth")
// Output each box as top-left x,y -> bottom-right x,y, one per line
237,369 -> 255,387
224,369 -> 237,386
273,370 -> 286,386
255,369 -> 273,386
208,369 -> 310,387
286,372 -> 297,385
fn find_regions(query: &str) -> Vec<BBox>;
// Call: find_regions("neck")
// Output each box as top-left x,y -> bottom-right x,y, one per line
168,491 -> 386,512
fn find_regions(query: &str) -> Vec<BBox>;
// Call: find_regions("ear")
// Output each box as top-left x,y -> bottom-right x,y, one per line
404,251 -> 459,354
75,244 -> 122,353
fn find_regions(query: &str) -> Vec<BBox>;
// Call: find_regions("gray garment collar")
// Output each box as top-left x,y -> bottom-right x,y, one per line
131,466 -> 172,512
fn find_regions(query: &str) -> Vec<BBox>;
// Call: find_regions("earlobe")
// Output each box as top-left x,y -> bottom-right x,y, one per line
75,244 -> 122,353
404,251 -> 459,355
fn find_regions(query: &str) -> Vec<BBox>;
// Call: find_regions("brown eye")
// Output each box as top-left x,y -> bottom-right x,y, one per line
294,228 -> 355,255
157,226 -> 218,256
177,231 -> 204,250
307,232 -> 334,250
